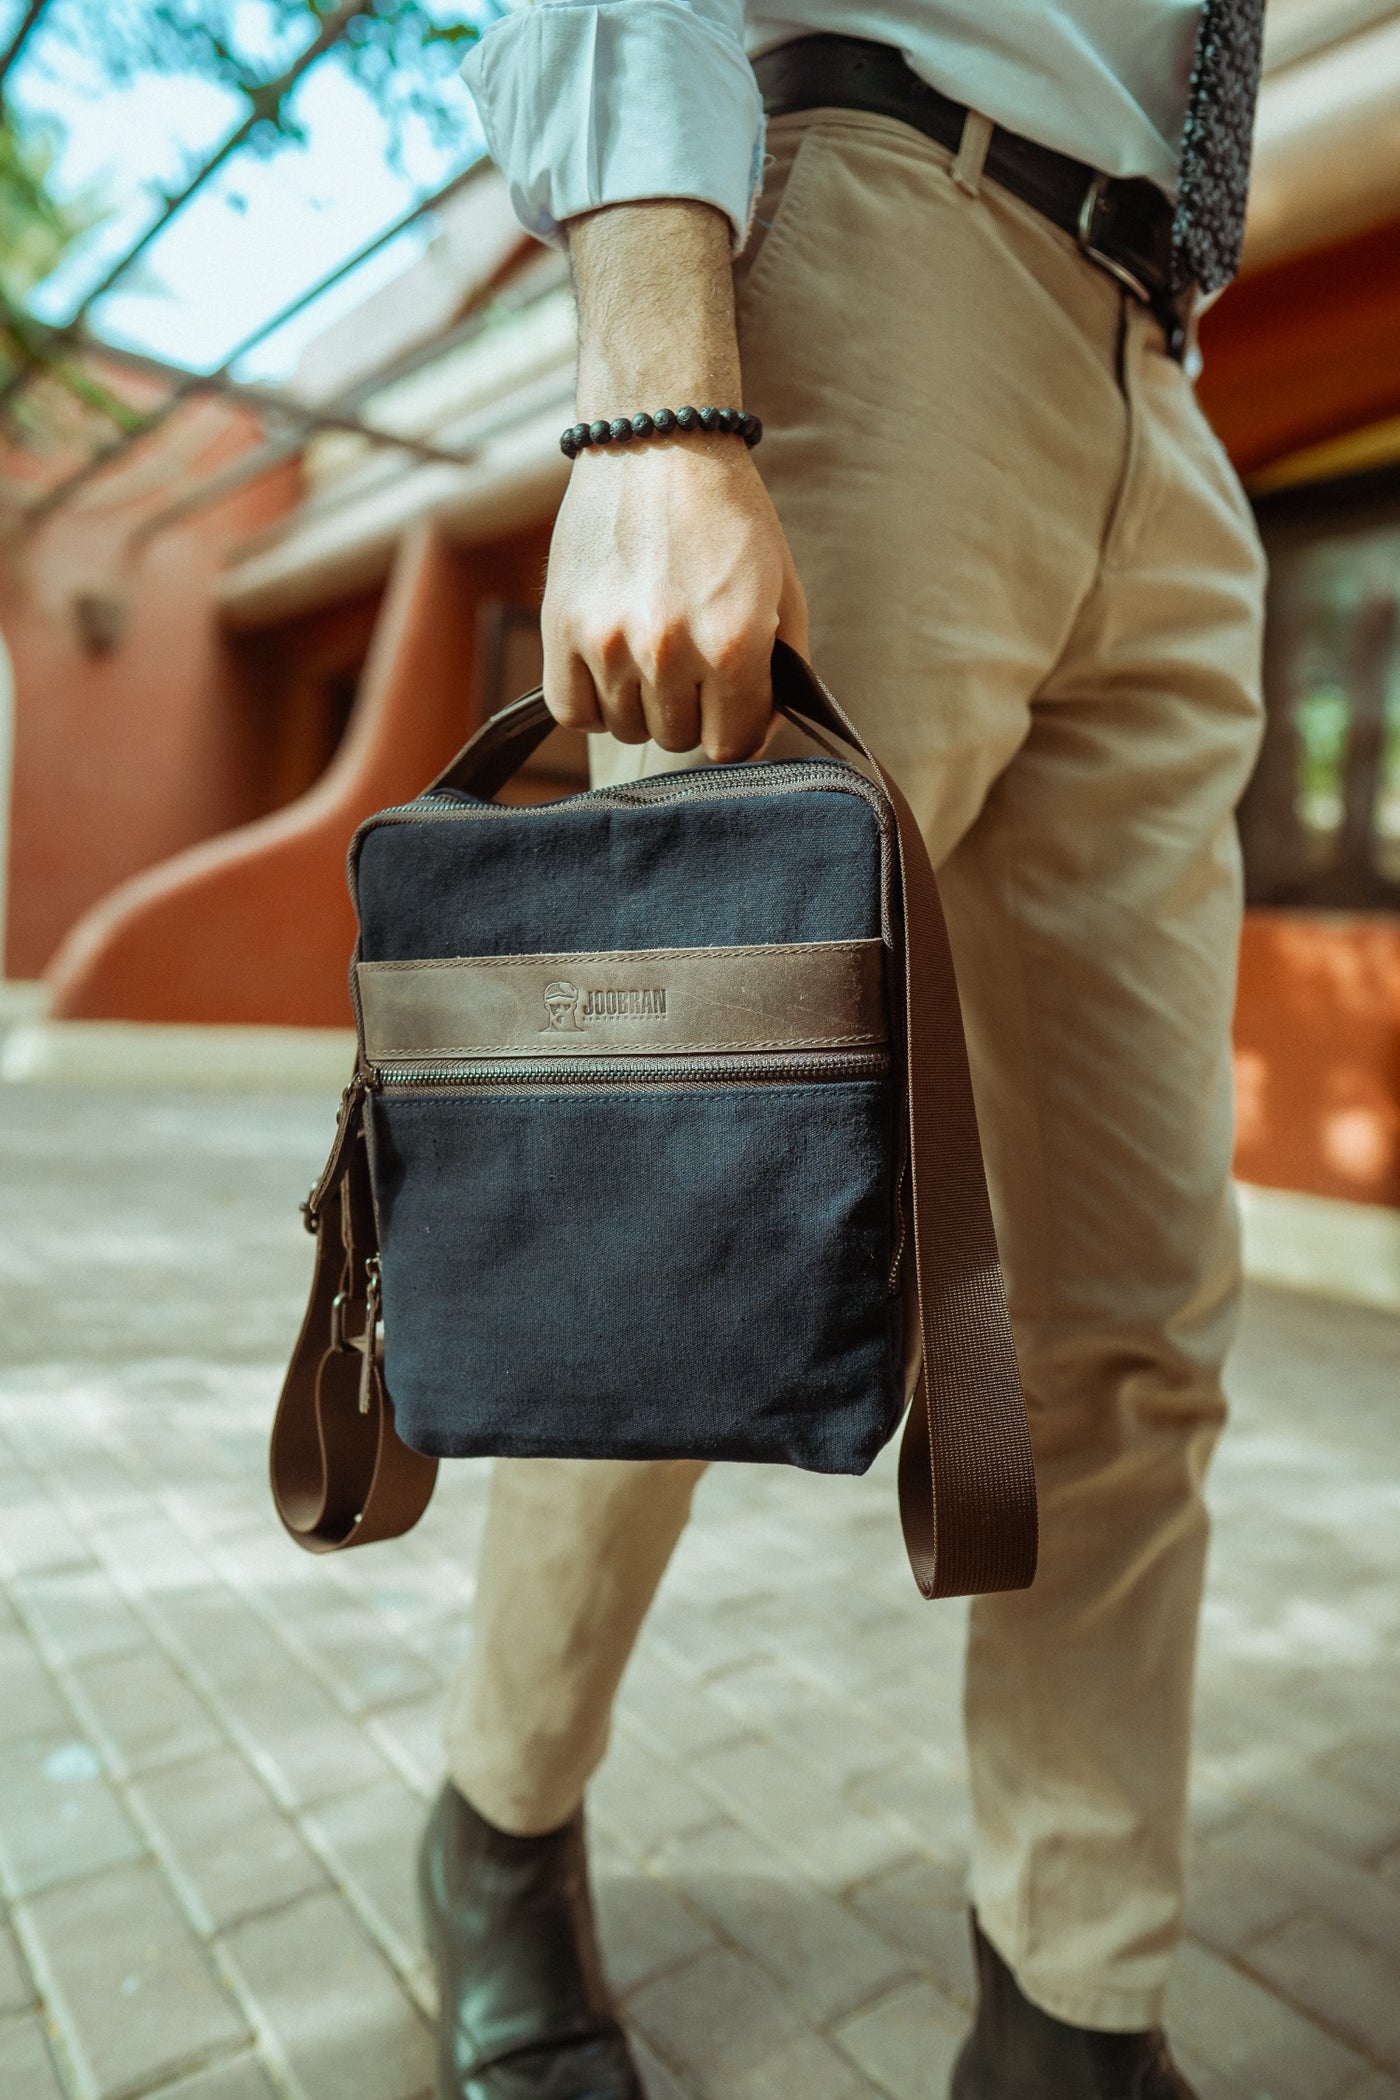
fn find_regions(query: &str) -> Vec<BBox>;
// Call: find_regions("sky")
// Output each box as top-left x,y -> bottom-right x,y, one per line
2,0 -> 498,383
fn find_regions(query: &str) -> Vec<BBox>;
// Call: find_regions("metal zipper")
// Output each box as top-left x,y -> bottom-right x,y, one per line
368,756 -> 860,825
370,1048 -> 891,1091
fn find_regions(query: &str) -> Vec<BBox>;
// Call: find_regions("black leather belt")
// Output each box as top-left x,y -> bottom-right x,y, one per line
753,34 -> 1190,359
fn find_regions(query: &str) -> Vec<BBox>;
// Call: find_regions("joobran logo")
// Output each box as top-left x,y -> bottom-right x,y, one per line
540,981 -> 668,1032
541,981 -> 584,1031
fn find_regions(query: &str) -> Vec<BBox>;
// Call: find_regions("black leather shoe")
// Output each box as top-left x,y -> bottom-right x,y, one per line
417,1782 -> 645,2100
950,1916 -> 1199,2100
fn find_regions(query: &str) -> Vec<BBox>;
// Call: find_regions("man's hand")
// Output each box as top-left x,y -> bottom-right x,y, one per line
543,199 -> 808,763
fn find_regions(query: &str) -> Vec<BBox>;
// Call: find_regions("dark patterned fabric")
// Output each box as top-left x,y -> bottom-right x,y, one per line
1173,0 -> 1266,294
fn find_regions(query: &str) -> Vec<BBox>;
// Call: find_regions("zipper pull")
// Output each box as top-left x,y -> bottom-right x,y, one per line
358,1255 -> 382,1415
302,1069 -> 373,1231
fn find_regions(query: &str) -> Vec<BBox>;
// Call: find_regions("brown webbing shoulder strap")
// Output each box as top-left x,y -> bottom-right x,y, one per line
765,644 -> 1037,1596
272,643 -> 1038,1594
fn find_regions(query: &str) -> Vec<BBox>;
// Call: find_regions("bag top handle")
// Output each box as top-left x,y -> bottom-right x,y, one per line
425,642 -> 856,801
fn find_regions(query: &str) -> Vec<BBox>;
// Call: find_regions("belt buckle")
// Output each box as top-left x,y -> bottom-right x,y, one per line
1076,175 -> 1152,305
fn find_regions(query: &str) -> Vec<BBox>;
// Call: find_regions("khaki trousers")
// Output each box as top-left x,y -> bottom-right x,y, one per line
446,109 -> 1266,2030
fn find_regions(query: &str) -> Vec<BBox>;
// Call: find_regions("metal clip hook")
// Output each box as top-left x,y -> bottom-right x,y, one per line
358,1256 -> 382,1416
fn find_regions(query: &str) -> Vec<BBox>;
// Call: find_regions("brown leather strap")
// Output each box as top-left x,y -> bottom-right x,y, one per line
779,645 -> 1038,1596
275,643 -> 1038,1594
271,1113 -> 437,1552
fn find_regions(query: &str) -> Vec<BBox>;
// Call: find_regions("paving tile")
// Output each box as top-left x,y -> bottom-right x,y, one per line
729,2030 -> 886,2100
1169,2049 -> 1246,2100
329,1553 -> 477,1658
303,1774 -> 428,1975
1188,1809 -> 1400,1961
144,2056 -> 283,2100
1329,1742 -> 1400,1818
1167,1938 -> 1369,2100
206,1657 -> 390,1809
0,1621 -> 73,1744
629,2033 -> 698,2100
781,1607 -> 947,1707
849,1755 -> 973,1863
614,1649 -> 752,1762
0,1731 -> 144,1897
732,1593 -> 891,1695
706,1660 -> 906,1787
0,1476 -> 91,1578
161,1473 -> 271,1542
11,1565 -> 149,1668
363,1692 -> 447,1798
94,1513 -> 216,1601
1249,1767 -> 1400,1866
594,1855 -> 720,1996
1248,1912 -> 1400,2073
848,1681 -> 957,1775
848,1854 -> 975,2007
213,1558 -> 442,1719
220,1887 -> 434,2100
41,1452 -> 152,1534
692,1738 -> 908,1893
143,1588 -> 293,1697
21,1859 -> 249,2100
1192,1674 -> 1347,1783
647,1597 -> 779,1684
0,2012 -> 68,2100
0,1918 -> 36,2014
71,1645 -> 224,1775
589,1733 -> 727,1861
833,1978 -> 969,2100
1186,1818 -> 1306,1956
280,1598 -> 441,1717
657,1822 -> 910,2024
627,1947 -> 807,2088
132,1747 -> 327,1936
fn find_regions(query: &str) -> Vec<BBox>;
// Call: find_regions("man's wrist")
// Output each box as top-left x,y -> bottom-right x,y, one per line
575,366 -> 742,421
567,198 -> 742,419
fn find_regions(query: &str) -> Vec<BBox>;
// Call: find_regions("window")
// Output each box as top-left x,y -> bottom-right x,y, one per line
1241,464 -> 1400,908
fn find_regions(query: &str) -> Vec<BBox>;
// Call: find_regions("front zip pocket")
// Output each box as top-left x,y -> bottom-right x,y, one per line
367,1058 -> 904,1472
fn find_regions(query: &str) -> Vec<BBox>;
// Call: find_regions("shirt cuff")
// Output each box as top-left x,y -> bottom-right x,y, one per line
462,1 -> 765,251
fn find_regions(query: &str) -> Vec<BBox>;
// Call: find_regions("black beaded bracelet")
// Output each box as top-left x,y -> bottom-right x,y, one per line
559,406 -> 762,459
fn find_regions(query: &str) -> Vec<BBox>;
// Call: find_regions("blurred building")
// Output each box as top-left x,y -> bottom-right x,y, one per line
3,0 -> 1400,1245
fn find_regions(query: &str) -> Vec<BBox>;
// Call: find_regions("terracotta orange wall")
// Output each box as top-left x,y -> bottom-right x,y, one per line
45,521 -> 552,1027
1,393 -> 301,978
1234,912 -> 1400,1207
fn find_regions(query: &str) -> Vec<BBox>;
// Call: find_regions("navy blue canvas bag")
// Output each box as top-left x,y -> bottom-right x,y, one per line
272,644 -> 1037,1599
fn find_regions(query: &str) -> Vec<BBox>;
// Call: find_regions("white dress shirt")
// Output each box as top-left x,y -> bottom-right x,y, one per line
462,1 -> 1202,249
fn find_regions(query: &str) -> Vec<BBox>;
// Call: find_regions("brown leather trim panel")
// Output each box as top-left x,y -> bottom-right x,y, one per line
358,941 -> 887,1062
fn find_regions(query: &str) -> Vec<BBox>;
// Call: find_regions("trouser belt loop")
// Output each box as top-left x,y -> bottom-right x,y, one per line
953,110 -> 994,197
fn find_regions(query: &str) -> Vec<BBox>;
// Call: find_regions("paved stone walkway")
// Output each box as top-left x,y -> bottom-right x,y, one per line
1,1085 -> 1398,2100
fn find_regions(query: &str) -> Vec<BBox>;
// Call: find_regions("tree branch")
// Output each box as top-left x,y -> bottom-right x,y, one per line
0,0 -> 55,92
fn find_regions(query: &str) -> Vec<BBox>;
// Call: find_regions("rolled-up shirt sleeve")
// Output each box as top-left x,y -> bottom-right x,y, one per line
461,0 -> 764,249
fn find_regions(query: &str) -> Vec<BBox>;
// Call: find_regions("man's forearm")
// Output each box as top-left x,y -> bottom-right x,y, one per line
541,198 -> 807,761
569,199 -> 742,417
